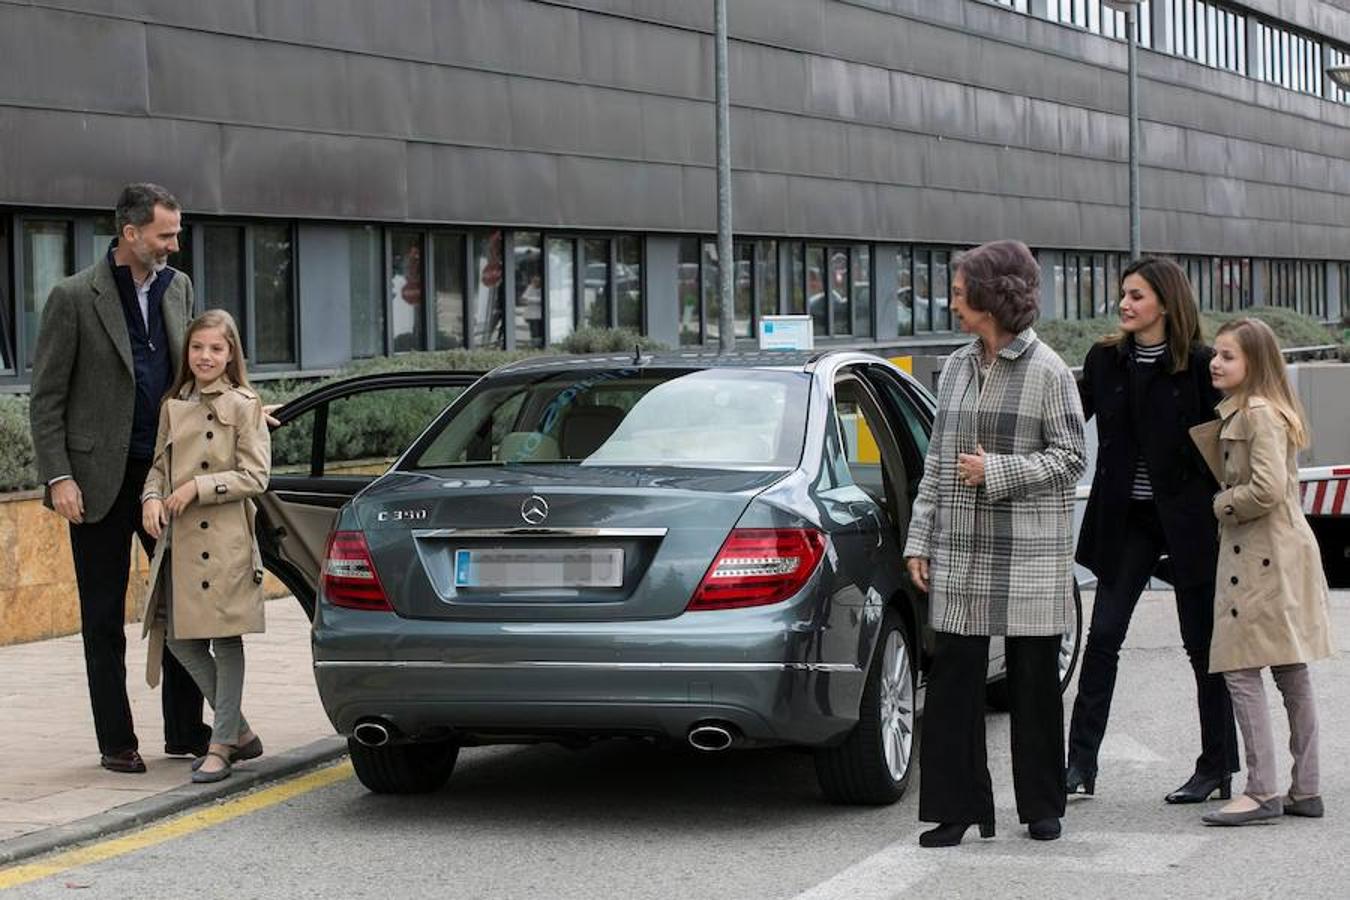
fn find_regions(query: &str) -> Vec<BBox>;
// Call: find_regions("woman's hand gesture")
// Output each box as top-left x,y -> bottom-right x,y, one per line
142,499 -> 167,540
164,480 -> 198,518
906,556 -> 930,593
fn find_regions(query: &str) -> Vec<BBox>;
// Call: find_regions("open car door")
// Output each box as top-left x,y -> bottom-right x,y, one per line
258,371 -> 482,618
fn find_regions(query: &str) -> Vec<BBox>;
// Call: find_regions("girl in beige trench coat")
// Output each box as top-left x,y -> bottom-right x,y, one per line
1190,318 -> 1335,826
141,310 -> 271,784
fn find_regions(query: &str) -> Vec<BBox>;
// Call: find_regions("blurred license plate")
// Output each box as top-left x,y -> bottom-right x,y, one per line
454,548 -> 624,588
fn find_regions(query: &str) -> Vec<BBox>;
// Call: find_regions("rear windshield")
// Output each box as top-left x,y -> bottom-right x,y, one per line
404,367 -> 810,470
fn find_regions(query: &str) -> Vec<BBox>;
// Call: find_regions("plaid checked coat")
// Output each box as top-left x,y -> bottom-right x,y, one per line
902,329 -> 1086,636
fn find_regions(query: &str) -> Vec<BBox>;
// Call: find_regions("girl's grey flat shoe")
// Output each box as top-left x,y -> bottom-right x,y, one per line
1283,795 -> 1324,818
1202,796 -> 1283,826
191,736 -> 263,771
191,752 -> 233,784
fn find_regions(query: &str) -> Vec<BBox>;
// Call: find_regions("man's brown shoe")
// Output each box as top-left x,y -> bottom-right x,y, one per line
100,750 -> 147,774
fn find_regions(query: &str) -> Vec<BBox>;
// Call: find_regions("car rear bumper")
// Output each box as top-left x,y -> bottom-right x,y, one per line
311,605 -> 870,748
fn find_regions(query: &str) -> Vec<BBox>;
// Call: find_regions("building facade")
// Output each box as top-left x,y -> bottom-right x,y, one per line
1,0 -> 1348,383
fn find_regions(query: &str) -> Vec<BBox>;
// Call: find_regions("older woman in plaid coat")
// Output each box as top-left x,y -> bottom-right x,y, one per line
904,240 -> 1086,847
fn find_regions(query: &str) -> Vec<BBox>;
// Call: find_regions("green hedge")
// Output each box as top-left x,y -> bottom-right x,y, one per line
0,395 -> 36,493
1036,306 -> 1345,367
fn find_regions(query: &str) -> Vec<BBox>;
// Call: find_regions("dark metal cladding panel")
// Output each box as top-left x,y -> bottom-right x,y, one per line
0,108 -> 221,210
924,140 -> 1006,197
256,0 -> 436,59
805,57 -> 892,124
730,170 -> 790,236
679,166 -> 715,232
875,185 -> 924,243
344,54 -> 415,139
219,127 -> 407,219
406,64 -> 513,146
147,27 -> 350,131
1056,156 -> 1124,208
748,112 -> 848,180
728,0 -> 824,53
406,143 -> 561,226
729,43 -> 809,115
0,5 -> 148,113
785,175 -> 877,241
32,0 -> 259,32
559,0 -> 711,30
578,14 -> 712,100
507,78 -> 652,160
638,93 -> 714,166
430,0 -> 583,81
555,156 -> 686,230
844,125 -> 926,188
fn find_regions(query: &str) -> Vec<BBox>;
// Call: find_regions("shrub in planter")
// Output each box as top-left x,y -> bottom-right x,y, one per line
0,395 -> 37,492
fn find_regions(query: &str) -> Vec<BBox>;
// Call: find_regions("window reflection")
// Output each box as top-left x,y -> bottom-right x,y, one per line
896,247 -> 913,337
756,241 -> 779,319
677,237 -> 700,346
617,235 -> 642,331
389,230 -> 425,352
471,231 -> 504,348
349,226 -> 384,358
703,241 -> 721,343
433,233 -> 465,349
22,221 -> 72,363
513,232 -> 543,349
204,225 -> 246,344
583,238 -> 610,329
734,241 -> 754,338
852,244 -> 872,337
547,237 -> 575,344
253,224 -> 294,365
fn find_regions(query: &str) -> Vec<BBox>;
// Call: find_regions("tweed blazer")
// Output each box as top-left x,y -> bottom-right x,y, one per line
28,258 -> 193,524
903,329 -> 1087,636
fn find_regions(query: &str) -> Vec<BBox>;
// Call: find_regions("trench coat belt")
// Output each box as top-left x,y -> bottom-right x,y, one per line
144,524 -> 171,688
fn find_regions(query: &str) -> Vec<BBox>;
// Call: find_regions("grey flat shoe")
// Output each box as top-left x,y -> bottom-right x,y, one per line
191,735 -> 263,771
191,751 -> 233,784
1283,795 -> 1324,818
1202,795 -> 1283,826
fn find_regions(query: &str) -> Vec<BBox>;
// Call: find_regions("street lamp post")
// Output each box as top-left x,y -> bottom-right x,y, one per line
1104,0 -> 1142,259
714,0 -> 734,353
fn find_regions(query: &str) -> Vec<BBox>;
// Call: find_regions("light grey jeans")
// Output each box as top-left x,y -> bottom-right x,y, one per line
1223,664 -> 1320,798
166,636 -> 250,747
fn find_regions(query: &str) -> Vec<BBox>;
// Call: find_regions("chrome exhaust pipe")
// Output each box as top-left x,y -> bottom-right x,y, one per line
352,720 -> 392,748
687,723 -> 735,752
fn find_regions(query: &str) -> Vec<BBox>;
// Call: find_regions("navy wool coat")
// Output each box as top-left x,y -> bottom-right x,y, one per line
903,329 -> 1087,637
1075,339 -> 1222,589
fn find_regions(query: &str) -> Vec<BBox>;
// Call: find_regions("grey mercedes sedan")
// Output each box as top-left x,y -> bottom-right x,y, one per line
257,351 -> 1081,804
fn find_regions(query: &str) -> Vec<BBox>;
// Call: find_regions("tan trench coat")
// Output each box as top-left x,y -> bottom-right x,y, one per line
140,378 -> 271,685
1190,395 -> 1335,673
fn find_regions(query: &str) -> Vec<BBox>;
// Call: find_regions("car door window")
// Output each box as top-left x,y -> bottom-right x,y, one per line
833,375 -> 909,530
862,366 -> 932,504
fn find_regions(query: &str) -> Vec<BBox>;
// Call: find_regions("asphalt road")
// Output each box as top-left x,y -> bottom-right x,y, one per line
7,590 -> 1349,900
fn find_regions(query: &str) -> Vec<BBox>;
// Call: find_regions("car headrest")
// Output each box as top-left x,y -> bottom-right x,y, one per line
499,431 -> 560,463
560,405 -> 625,459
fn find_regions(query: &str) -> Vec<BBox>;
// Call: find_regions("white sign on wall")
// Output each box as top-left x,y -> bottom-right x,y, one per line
759,315 -> 814,351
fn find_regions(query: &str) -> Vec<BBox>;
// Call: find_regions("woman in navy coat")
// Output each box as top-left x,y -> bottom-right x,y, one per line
1067,257 -> 1238,803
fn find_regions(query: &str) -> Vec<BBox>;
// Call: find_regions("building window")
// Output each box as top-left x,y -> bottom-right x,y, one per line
1056,252 -> 1129,319
678,237 -> 701,345
389,230 -> 425,353
755,241 -> 779,320
546,237 -> 576,344
432,232 -> 465,350
349,226 -> 384,358
787,242 -> 806,316
1252,18 -> 1324,95
252,224 -> 294,365
21,220 -> 71,365
470,230 -> 505,348
617,235 -> 643,332
0,216 -> 13,372
582,238 -> 610,330
1052,1 -> 1152,46
1331,46 -> 1350,105
202,225 -> 246,343
734,241 -> 754,339
913,248 -> 931,333
513,232 -> 544,349
1167,0 -> 1242,73
896,246 -> 913,337
990,0 -> 1029,13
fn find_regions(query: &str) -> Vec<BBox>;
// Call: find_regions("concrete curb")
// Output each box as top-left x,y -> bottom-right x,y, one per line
0,736 -> 349,868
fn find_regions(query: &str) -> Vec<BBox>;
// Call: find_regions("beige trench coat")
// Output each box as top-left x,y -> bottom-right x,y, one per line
1189,395 -> 1334,673
140,378 -> 271,685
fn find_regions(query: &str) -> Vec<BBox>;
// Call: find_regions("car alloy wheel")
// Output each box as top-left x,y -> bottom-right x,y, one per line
879,629 -> 916,782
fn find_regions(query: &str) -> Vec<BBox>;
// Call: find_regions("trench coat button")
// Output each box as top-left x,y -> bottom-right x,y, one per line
1230,576 -> 1239,585
201,551 -> 210,560
207,413 -> 214,422
201,581 -> 210,590
200,521 -> 209,530
1263,559 -> 1271,567
1233,546 -> 1240,554
1231,608 -> 1238,617
206,431 -> 214,440
1224,451 -> 1229,460
200,461 -> 209,470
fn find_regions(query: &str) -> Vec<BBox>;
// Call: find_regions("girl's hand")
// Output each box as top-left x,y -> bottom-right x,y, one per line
957,444 -> 987,487
906,556 -> 930,593
142,499 -> 166,540
164,481 -> 198,517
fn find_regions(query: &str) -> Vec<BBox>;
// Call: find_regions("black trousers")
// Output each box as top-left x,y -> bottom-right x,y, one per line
68,457 -> 209,756
919,631 -> 1065,825
1067,500 -> 1238,779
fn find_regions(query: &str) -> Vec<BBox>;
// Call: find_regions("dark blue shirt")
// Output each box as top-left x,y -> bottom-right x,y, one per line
106,243 -> 175,461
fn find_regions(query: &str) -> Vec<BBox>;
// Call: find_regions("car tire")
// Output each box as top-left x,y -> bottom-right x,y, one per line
814,608 -> 916,805
986,581 -> 1084,711
348,737 -> 459,794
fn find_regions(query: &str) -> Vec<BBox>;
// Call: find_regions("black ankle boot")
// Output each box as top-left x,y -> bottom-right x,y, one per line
1065,765 -> 1096,796
1028,817 -> 1062,841
1164,772 -> 1232,804
918,820 -> 995,848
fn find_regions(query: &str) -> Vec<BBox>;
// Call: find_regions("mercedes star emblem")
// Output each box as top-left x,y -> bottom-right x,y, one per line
521,495 -> 549,525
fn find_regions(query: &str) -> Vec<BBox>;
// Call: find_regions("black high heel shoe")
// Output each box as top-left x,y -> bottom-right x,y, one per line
1065,765 -> 1096,796
1164,772 -> 1232,804
918,820 -> 995,848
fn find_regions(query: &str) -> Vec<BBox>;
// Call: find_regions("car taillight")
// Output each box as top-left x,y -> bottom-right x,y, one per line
322,531 -> 392,612
687,528 -> 827,611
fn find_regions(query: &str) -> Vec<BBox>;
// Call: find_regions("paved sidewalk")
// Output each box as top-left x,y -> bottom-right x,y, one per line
0,598 -> 336,853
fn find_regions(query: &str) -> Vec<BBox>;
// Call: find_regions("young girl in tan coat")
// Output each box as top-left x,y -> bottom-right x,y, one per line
141,310 -> 271,783
1190,318 -> 1335,826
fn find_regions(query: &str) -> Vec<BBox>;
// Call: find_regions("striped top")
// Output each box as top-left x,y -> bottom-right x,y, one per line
1130,341 -> 1167,500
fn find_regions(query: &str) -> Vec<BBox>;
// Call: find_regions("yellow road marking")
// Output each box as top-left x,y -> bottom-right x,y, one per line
0,761 -> 353,891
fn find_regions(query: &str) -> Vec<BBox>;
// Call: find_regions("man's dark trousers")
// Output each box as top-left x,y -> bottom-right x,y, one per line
68,456 -> 209,756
